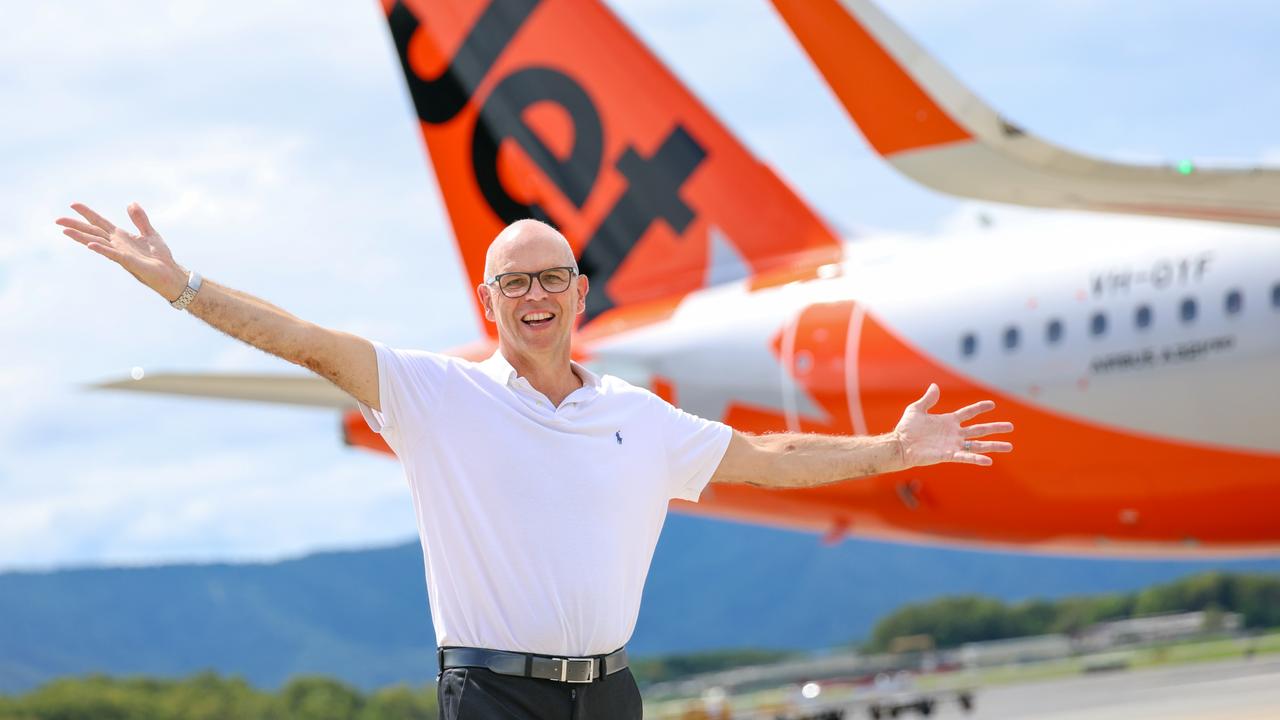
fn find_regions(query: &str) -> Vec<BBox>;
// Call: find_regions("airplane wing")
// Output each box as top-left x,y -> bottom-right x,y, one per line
92,371 -> 396,454
771,0 -> 1280,228
90,373 -> 354,409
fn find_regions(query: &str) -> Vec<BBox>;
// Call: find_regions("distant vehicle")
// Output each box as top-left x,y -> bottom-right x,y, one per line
758,673 -> 973,720
864,671 -> 974,718
1081,652 -> 1133,674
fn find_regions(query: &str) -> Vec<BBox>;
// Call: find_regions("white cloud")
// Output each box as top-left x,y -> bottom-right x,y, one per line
0,437 -> 416,570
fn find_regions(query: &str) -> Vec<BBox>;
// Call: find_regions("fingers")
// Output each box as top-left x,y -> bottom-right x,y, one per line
962,421 -> 1014,438
85,240 -> 125,263
951,436 -> 1013,466
953,452 -> 993,466
912,383 -> 939,411
62,227 -> 124,263
963,440 -> 1013,454
953,400 -> 995,422
70,203 -> 118,235
127,202 -> 156,236
61,227 -> 105,247
56,217 -> 109,239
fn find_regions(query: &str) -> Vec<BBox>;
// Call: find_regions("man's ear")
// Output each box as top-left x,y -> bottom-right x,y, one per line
476,284 -> 496,322
575,274 -> 589,315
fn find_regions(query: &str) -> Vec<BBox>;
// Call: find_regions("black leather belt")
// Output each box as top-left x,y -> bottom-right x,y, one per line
439,646 -> 629,684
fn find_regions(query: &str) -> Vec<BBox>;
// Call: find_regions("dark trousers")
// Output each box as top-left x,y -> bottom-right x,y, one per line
437,666 -> 643,719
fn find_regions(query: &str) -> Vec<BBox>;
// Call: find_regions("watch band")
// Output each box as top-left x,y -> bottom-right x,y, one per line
170,270 -> 203,310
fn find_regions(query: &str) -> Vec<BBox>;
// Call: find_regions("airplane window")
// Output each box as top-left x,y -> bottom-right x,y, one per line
1180,297 -> 1197,323
1090,311 -> 1107,337
961,333 -> 977,357
1225,289 -> 1243,315
1003,326 -> 1019,351
1046,318 -> 1063,344
1135,304 -> 1152,329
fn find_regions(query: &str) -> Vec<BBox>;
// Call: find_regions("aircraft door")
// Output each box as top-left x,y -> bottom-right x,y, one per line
777,300 -> 866,436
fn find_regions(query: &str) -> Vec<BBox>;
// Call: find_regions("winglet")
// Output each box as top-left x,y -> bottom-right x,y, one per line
773,0 -> 1280,228
771,0 -> 972,157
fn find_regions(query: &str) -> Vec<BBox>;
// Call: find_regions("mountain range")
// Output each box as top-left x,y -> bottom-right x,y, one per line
3,513 -> 1279,693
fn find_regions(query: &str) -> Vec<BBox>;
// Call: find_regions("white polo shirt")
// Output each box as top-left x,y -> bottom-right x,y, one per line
356,341 -> 733,657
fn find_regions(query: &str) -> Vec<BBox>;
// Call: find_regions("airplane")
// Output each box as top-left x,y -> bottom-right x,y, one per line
98,0 -> 1280,557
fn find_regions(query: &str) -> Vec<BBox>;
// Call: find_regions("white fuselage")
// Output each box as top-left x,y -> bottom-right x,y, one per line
589,212 -> 1280,456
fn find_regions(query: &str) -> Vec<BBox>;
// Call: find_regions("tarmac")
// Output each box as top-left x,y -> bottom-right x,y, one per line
925,656 -> 1280,719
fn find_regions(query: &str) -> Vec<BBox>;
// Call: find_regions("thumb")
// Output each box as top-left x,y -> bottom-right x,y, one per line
913,383 -> 939,411
127,202 -> 157,236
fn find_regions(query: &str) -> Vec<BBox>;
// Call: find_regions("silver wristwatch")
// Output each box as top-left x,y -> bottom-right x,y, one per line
170,270 -> 203,310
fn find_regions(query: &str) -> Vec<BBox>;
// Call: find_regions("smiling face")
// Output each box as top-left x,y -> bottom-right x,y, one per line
477,220 -> 588,362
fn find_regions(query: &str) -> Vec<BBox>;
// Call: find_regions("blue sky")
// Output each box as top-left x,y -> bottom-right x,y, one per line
2,1 -> 1278,571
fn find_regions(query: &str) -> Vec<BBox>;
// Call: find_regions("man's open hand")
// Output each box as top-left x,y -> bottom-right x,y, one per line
55,202 -> 186,301
892,383 -> 1013,467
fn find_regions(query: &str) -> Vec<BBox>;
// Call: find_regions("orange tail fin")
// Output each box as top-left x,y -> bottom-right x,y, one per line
381,0 -> 842,335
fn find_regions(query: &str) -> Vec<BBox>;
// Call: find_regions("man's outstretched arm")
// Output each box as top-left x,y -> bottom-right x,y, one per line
56,202 -> 381,411
710,383 -> 1014,488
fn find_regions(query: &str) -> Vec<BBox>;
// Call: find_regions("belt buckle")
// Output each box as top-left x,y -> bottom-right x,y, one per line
555,657 -> 595,683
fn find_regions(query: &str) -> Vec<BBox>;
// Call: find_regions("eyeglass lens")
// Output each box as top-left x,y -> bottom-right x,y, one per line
499,268 -> 574,297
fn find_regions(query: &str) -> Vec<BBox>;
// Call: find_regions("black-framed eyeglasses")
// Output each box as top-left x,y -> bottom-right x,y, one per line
487,266 -> 578,298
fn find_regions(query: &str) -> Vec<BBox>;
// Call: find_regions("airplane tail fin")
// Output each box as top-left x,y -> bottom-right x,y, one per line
771,0 -> 1280,228
381,0 -> 843,337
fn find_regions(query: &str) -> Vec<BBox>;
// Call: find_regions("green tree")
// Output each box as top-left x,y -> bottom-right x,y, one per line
157,672 -> 275,720
865,572 -> 1280,651
277,677 -> 363,720
357,685 -> 437,720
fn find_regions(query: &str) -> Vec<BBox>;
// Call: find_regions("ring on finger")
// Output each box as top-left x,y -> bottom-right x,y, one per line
963,441 -> 972,451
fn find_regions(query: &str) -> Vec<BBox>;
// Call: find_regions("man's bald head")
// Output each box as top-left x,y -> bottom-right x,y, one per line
483,219 -> 578,281
476,218 -> 589,362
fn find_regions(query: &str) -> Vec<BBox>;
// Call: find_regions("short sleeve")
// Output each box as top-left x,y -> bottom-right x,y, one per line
356,341 -> 451,450
657,397 -> 734,502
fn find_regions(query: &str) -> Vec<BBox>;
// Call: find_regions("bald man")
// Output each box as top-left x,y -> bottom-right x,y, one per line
57,204 -> 1013,720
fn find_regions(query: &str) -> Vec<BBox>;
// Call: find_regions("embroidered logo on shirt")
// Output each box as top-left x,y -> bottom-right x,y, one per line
615,430 -> 623,445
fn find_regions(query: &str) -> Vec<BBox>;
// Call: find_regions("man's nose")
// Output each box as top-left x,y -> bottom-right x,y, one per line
524,280 -> 551,301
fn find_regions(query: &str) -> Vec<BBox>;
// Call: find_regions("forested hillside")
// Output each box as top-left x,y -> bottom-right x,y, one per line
866,572 -> 1280,650
4,514 -> 1279,692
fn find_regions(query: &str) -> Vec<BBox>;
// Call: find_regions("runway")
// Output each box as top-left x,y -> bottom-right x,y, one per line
928,657 -> 1280,719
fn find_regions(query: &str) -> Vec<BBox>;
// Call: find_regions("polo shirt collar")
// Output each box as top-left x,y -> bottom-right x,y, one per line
479,350 -> 601,393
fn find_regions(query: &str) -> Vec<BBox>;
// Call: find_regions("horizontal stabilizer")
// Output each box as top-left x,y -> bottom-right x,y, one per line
91,373 -> 353,409
772,0 -> 1280,228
